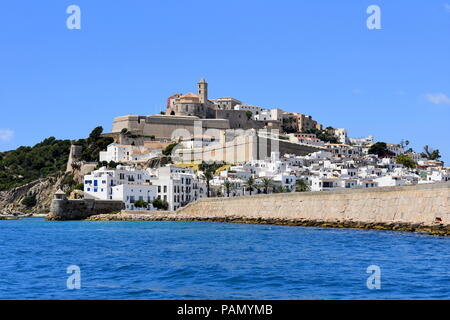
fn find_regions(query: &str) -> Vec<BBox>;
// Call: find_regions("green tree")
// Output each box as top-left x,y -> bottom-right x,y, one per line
400,139 -> 410,149
245,111 -> 253,120
245,176 -> 257,195
134,200 -> 148,209
0,137 -> 71,191
21,195 -> 37,208
368,142 -> 393,158
88,126 -> 103,142
295,179 -> 310,192
223,179 -> 234,197
396,154 -> 416,169
77,127 -> 114,162
201,170 -> 214,198
108,161 -> 118,169
304,128 -> 338,143
152,198 -> 169,210
421,145 -> 441,160
73,183 -> 84,191
260,177 -> 274,194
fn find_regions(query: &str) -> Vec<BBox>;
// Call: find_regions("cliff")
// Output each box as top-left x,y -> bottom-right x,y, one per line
0,173 -> 75,215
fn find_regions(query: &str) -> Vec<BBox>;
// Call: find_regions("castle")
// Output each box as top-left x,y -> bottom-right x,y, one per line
111,78 -> 321,141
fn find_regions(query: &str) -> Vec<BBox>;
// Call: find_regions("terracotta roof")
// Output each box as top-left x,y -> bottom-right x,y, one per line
180,93 -> 199,99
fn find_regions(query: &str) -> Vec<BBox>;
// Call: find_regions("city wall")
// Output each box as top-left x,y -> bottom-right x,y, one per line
174,135 -> 322,163
174,182 -> 450,227
47,198 -> 124,221
91,182 -> 450,235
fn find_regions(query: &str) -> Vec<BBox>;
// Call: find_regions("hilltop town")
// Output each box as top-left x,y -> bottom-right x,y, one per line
58,78 -> 448,212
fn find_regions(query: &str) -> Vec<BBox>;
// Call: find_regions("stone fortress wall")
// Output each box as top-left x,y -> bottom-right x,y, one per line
175,182 -> 450,228
48,198 -> 124,220
173,135 -> 321,163
111,115 -> 230,140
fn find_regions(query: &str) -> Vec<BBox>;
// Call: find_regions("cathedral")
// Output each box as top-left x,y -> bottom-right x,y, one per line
165,78 -> 244,119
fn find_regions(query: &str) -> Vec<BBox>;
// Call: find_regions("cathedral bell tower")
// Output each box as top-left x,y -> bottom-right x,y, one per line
198,78 -> 208,104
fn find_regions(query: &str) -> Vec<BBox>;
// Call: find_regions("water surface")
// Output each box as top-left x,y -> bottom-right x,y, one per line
0,218 -> 449,299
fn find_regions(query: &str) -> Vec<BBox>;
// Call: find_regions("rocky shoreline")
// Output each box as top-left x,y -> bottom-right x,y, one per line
85,212 -> 450,236
0,213 -> 47,220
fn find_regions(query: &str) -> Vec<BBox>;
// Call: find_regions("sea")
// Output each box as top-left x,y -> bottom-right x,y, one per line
0,217 -> 449,300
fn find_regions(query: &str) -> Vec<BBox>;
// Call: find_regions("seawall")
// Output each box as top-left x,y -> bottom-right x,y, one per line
89,182 -> 450,235
47,198 -> 124,221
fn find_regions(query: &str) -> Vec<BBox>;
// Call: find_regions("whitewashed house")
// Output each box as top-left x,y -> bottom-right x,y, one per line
99,144 -> 132,163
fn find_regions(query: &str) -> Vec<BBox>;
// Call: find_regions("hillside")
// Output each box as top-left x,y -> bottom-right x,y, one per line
0,127 -> 114,215
0,137 -> 71,191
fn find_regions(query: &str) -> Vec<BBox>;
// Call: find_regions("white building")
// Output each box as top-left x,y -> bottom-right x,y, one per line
334,128 -> 348,144
150,165 -> 206,211
111,184 -> 158,211
99,144 -> 132,163
234,105 -> 262,119
374,176 -> 406,187
426,170 -> 450,183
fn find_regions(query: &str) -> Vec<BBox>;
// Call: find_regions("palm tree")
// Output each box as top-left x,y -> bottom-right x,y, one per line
223,179 -> 234,197
422,145 -> 441,160
295,179 -> 310,192
245,176 -> 257,196
260,177 -> 274,194
201,170 -> 214,197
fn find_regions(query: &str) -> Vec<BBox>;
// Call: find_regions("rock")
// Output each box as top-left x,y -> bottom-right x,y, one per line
69,190 -> 84,200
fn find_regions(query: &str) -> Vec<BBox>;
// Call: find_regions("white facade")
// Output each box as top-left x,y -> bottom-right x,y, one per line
150,165 -> 206,211
374,176 -> 406,187
112,184 -> 158,211
99,144 -> 132,163
334,128 -> 348,144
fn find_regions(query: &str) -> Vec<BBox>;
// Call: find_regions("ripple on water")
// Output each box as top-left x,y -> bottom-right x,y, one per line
0,218 -> 449,299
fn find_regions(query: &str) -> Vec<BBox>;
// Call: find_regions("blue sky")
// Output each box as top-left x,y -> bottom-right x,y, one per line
0,1 -> 449,162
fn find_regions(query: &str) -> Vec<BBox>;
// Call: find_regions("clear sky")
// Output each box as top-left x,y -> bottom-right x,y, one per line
0,1 -> 449,162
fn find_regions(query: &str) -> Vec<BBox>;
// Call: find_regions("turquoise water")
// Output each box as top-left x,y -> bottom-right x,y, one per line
0,217 -> 449,299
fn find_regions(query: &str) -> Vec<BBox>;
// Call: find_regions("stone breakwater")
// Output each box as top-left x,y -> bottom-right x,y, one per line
87,182 -> 450,236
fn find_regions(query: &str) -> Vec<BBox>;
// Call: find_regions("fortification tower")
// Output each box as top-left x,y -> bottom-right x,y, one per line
198,78 -> 208,104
